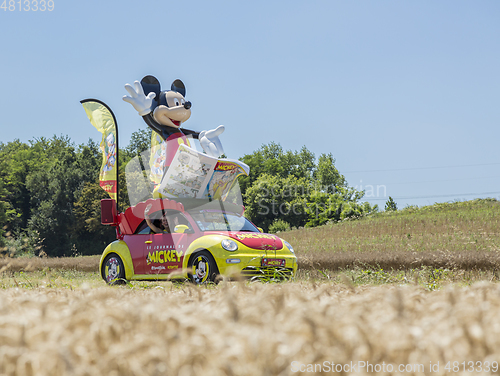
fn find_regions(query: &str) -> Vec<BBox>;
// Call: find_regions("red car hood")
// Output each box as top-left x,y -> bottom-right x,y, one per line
229,232 -> 283,250
203,231 -> 284,250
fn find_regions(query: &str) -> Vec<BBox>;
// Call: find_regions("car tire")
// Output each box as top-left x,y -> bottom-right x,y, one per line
102,253 -> 126,284
188,250 -> 219,284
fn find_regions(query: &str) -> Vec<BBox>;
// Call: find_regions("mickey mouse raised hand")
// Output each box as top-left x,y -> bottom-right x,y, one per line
199,125 -> 225,158
123,75 -> 225,160
123,81 -> 156,116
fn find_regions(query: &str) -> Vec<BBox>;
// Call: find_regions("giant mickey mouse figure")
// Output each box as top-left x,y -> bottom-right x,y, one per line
123,75 -> 225,166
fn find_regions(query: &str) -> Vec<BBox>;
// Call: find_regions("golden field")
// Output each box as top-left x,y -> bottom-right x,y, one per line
2,281 -> 500,375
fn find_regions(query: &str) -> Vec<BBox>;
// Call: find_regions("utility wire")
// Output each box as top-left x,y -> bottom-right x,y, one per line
365,191 -> 500,201
367,175 -> 500,186
344,162 -> 500,174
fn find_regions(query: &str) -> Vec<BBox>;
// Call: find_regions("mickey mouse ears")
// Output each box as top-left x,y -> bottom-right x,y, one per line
141,75 -> 161,100
140,75 -> 187,98
171,79 -> 186,97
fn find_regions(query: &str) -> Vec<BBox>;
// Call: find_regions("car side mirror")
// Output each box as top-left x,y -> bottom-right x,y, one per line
258,227 -> 264,233
174,225 -> 190,234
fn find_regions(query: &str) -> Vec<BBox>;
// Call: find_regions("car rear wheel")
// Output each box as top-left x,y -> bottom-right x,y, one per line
102,253 -> 126,284
188,251 -> 219,284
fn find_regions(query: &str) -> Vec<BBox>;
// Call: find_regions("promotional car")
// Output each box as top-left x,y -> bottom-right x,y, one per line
99,198 -> 297,284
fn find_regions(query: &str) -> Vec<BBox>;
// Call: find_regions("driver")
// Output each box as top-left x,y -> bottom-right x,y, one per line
144,204 -> 170,233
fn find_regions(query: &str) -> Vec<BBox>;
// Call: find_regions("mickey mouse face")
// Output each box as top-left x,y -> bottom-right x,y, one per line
140,76 -> 192,129
162,91 -> 186,108
153,93 -> 191,128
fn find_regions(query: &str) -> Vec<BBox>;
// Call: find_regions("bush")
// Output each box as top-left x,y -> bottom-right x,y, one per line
269,219 -> 291,233
385,196 -> 397,212
1,229 -> 44,258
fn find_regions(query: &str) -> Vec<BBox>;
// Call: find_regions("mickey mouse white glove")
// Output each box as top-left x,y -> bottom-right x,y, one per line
199,125 -> 225,158
123,81 -> 156,116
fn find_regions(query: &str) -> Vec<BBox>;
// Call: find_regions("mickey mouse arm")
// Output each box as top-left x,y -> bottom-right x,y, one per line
142,113 -> 166,139
180,128 -> 200,139
199,125 -> 225,158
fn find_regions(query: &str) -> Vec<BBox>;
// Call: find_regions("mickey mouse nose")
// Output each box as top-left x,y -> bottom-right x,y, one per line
184,101 -> 192,110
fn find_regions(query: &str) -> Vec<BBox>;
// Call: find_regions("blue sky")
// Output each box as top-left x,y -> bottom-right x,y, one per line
1,0 -> 499,208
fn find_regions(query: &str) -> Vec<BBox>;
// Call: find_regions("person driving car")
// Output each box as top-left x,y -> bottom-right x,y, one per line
144,204 -> 170,233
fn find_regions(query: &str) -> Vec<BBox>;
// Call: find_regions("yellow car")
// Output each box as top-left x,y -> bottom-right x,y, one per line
99,198 -> 297,284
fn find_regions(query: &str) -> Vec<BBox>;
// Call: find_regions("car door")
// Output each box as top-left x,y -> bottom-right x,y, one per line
122,221 -> 153,276
145,211 -> 191,275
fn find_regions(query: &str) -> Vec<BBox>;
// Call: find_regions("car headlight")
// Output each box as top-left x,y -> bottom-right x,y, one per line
283,240 -> 295,254
221,239 -> 238,252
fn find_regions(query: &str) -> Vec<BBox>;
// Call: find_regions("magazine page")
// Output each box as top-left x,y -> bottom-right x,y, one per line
157,144 -> 217,199
207,159 -> 250,200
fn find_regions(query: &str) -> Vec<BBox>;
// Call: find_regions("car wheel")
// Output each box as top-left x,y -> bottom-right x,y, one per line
188,251 -> 219,284
102,253 -> 126,284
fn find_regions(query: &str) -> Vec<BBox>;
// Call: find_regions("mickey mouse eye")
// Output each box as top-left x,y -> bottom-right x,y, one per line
181,98 -> 185,105
174,98 -> 180,106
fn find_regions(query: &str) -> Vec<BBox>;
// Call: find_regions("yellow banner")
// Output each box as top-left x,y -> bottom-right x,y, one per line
149,131 -> 164,187
81,100 -> 118,201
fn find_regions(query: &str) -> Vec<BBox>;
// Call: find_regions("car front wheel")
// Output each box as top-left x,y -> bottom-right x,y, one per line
188,251 -> 219,284
102,253 -> 125,284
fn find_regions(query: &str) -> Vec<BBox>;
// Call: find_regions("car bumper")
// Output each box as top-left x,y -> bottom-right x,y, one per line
216,251 -> 298,279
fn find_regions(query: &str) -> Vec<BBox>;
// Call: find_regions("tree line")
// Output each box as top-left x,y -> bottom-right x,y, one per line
0,132 -> 377,257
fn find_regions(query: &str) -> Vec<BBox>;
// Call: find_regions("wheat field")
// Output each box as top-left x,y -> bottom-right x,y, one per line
1,281 -> 500,375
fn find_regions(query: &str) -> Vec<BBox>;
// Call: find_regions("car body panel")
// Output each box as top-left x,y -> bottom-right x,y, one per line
99,240 -> 136,280
121,234 -> 148,275
144,232 -> 187,274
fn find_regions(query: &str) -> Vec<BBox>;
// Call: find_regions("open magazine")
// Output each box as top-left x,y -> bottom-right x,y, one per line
156,144 -> 249,201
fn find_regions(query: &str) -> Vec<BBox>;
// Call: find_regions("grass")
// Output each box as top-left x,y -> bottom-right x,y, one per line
281,198 -> 500,271
0,264 -> 498,292
298,266 -> 500,291
0,269 -> 103,290
0,255 -> 100,273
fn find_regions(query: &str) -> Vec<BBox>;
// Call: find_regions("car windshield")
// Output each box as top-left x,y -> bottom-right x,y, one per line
189,210 -> 259,232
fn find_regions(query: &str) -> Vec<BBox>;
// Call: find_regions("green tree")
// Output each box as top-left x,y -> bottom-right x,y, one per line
4,136 -> 102,256
239,142 -> 317,195
313,153 -> 346,193
0,139 -> 45,232
240,143 -> 377,231
244,174 -> 377,231
304,190 -> 343,227
26,140 -> 84,256
0,180 -> 13,247
243,174 -> 310,231
73,181 -> 116,254
125,128 -> 153,157
385,196 -> 398,211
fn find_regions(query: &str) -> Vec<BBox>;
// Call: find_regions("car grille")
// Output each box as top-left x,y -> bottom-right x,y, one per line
240,266 -> 294,280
